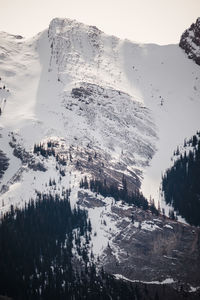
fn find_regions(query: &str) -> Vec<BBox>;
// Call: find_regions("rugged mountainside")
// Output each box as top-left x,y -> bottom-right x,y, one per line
180,17 -> 200,65
0,18 -> 199,205
0,18 -> 200,297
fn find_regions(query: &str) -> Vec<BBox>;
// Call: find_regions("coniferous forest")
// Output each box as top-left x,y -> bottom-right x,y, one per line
0,192 -> 142,300
162,132 -> 200,226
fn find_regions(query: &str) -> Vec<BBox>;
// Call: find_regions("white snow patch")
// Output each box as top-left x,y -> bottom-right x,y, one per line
164,224 -> 173,230
141,220 -> 161,231
189,286 -> 200,293
87,195 -> 119,257
114,274 -> 175,285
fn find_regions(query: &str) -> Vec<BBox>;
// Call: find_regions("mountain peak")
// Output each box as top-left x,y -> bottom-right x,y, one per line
49,17 -> 102,36
50,17 -> 82,28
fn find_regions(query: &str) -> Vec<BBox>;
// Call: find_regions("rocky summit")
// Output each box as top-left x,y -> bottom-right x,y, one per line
179,17 -> 200,65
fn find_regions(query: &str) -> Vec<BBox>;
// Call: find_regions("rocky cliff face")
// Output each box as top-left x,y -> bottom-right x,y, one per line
179,18 -> 200,65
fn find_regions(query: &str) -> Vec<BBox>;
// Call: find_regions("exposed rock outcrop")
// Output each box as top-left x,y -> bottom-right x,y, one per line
179,18 -> 200,65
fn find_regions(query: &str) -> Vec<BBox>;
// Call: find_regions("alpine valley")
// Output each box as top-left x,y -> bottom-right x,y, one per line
0,17 -> 200,299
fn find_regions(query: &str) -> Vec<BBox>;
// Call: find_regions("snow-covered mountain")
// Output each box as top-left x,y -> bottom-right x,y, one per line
1,18 -> 200,204
0,18 -> 200,292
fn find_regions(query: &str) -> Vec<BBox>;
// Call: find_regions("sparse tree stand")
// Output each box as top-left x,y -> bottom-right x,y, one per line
80,175 -> 154,212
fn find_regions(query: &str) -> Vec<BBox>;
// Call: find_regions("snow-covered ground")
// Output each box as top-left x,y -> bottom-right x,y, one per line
137,44 -> 200,205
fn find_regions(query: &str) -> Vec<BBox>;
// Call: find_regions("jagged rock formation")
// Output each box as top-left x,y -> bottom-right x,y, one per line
179,17 -> 200,65
0,150 -> 9,179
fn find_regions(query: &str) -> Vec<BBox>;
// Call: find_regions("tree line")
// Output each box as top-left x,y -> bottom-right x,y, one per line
80,175 -> 158,214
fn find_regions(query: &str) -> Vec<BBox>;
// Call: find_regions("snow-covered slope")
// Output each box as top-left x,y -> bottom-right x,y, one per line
1,18 -> 200,209
0,18 -> 200,209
